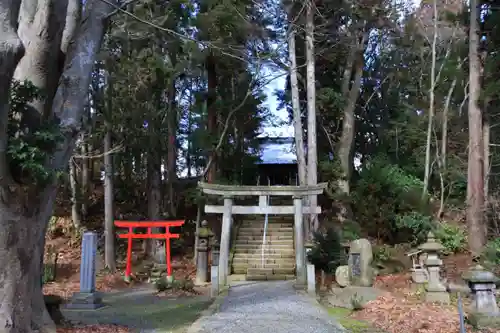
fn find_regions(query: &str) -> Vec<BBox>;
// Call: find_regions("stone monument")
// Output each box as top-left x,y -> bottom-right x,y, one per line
335,265 -> 350,287
348,239 -> 374,287
419,232 -> 450,304
462,265 -> 500,328
64,232 -> 104,309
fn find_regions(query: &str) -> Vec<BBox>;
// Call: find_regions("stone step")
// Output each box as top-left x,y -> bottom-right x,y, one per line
234,243 -> 293,250
233,252 -> 294,259
247,267 -> 295,275
232,258 -> 295,267
234,239 -> 293,246
233,264 -> 295,274
245,273 -> 296,281
241,214 -> 293,221
238,227 -> 294,233
237,235 -> 293,241
240,222 -> 293,228
233,248 -> 295,255
233,262 -> 295,269
238,229 -> 293,235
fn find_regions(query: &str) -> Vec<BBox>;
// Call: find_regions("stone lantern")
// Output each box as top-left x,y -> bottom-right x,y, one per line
418,231 -> 450,304
462,264 -> 500,327
195,220 -> 214,285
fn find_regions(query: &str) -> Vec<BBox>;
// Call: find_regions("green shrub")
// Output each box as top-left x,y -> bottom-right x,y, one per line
373,244 -> 393,263
352,154 -> 429,243
434,223 -> 467,255
341,220 -> 361,241
394,212 -> 434,245
482,239 -> 500,267
307,228 -> 346,274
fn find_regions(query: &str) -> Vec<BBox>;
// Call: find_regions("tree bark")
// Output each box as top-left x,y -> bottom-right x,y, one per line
80,137 -> 89,222
336,33 -> 366,223
422,0 -> 438,201
69,157 -> 81,229
288,9 -> 306,187
14,0 -> 68,119
0,0 -> 116,329
467,0 -> 486,256
167,78 -> 177,218
305,0 -> 318,234
206,53 -> 217,183
103,73 -> 115,271
0,0 -> 24,181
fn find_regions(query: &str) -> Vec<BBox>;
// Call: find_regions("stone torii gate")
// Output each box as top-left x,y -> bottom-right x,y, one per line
198,182 -> 327,287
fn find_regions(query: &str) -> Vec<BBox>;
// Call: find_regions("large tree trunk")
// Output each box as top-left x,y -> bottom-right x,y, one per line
0,0 -> 115,329
147,151 -> 163,261
14,0 -> 68,118
467,0 -> 486,256
336,34 -> 365,223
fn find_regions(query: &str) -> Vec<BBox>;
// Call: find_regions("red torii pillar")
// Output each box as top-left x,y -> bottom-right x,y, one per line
114,220 -> 185,281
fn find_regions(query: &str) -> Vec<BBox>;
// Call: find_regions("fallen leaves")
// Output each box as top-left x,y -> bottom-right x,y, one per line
56,325 -> 129,333
352,272 -> 500,333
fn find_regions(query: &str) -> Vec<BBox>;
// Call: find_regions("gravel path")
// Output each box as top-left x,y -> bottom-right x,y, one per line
191,281 -> 345,333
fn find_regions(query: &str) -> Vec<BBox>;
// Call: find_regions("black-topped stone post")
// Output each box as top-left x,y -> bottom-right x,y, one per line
64,232 -> 104,310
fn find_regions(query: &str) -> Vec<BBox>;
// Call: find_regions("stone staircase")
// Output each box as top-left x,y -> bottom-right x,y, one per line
232,215 -> 296,281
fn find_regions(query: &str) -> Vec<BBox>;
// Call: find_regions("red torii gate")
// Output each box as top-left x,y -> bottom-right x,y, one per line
114,220 -> 185,281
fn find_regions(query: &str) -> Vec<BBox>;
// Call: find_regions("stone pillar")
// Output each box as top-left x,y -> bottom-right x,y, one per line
211,240 -> 220,267
64,232 -> 104,309
419,232 -> 450,304
211,264 -> 219,297
195,221 -> 211,285
293,195 -> 306,286
463,265 -> 500,319
219,196 -> 233,287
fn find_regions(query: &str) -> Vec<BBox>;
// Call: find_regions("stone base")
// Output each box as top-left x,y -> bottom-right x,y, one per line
411,268 -> 428,284
63,292 -> 105,310
327,286 -> 383,310
467,312 -> 500,329
425,291 -> 450,304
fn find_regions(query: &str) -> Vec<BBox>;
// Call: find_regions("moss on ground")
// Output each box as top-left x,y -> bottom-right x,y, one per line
326,307 -> 387,333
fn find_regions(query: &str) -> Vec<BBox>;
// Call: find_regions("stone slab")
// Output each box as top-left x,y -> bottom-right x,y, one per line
63,292 -> 105,310
327,286 -> 383,310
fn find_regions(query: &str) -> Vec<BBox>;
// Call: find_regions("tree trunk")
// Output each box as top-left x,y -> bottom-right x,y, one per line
14,0 -> 68,118
467,0 -> 486,256
483,116 -> 490,202
147,152 -> 163,261
206,53 -> 217,183
288,11 -> 306,187
167,79 -> 177,217
81,138 -> 89,222
69,157 -> 81,229
336,34 -> 365,223
422,0 -> 438,201
103,73 -> 115,271
0,0 -> 116,328
305,0 -> 317,235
